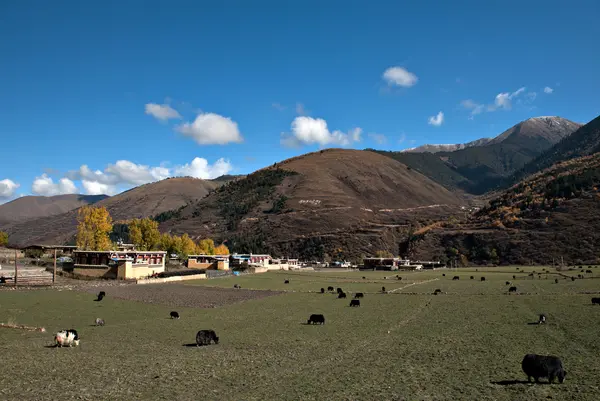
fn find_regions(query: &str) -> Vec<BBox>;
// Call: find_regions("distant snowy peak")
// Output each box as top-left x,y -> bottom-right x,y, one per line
401,138 -> 492,153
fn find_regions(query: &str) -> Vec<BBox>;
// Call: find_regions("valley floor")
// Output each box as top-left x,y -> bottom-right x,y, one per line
0,267 -> 599,400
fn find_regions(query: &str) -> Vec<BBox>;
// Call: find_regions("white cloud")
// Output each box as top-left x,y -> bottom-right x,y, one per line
368,133 -> 387,145
32,174 -> 77,196
0,179 -> 19,199
272,102 -> 286,111
176,113 -> 243,145
64,157 -> 232,195
145,103 -> 182,121
281,116 -> 362,148
461,99 -> 485,116
382,67 -> 418,87
82,181 -> 118,196
296,103 -> 309,116
428,111 -> 444,127
461,87 -> 528,118
544,86 -> 554,94
174,157 -> 232,179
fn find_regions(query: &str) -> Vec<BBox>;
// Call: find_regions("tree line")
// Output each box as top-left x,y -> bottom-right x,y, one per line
76,206 -> 229,257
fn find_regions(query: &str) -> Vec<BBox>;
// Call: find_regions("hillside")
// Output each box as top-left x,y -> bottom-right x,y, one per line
375,116 -> 582,194
511,114 -> 600,184
160,149 -> 465,260
0,194 -> 108,227
5,177 -> 220,247
404,152 -> 600,265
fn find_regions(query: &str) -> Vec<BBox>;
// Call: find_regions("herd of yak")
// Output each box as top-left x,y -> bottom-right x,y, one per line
49,273 -> 600,386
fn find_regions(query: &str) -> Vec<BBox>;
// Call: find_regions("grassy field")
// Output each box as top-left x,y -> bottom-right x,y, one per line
1,267 -> 599,400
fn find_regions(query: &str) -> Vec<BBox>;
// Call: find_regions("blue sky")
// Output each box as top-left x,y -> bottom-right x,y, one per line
1,0 -> 599,200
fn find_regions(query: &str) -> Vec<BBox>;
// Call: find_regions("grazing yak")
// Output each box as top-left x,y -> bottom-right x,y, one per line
362,276 -> 366,279
555,279 -> 559,284
307,314 -> 325,325
354,292 -> 364,299
170,311 -> 180,319
95,318 -> 105,326
509,286 -> 517,293
338,292 -> 347,299
381,286 -> 386,293
55,329 -> 80,347
452,276 -> 460,281
320,288 -> 325,294
442,274 -> 446,277
481,277 -> 486,281
506,281 -> 511,285
513,275 -> 516,279
433,289 -> 442,295
592,297 -> 600,305
350,299 -> 361,307
522,354 -> 566,383
538,314 -> 547,324
284,280 -> 290,284
336,288 -> 343,294
470,276 -> 474,280
327,286 -> 334,292
196,330 -> 219,346
586,270 -> 593,274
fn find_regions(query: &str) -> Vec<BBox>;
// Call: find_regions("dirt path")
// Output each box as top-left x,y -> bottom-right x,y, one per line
388,278 -> 439,293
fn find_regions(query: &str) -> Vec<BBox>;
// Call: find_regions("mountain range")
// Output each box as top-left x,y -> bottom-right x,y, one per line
1,113 -> 599,265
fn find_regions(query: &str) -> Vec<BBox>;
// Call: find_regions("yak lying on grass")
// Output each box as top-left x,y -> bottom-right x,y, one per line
522,354 -> 566,383
196,330 -> 219,346
349,299 -> 360,307
354,292 -> 364,298
509,287 -> 517,293
55,329 -> 80,347
307,314 -> 325,325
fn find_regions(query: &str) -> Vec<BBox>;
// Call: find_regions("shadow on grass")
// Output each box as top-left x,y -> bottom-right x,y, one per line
44,344 -> 59,348
491,380 -> 548,386
182,343 -> 198,347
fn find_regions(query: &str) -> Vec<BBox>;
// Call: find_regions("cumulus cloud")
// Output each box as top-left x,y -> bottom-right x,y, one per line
64,157 -> 233,195
174,157 -> 232,179
145,103 -> 182,121
544,86 -> 554,94
0,179 -> 19,199
368,133 -> 387,145
281,116 -> 362,148
382,67 -> 418,87
176,113 -> 243,145
32,174 -> 77,196
428,111 -> 444,127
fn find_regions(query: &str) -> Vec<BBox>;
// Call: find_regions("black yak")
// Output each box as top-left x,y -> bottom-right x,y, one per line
538,314 -> 546,324
592,297 -> 600,305
336,288 -> 343,294
470,276 -> 474,280
338,292 -> 347,299
284,280 -> 290,284
505,281 -> 511,285
94,292 -> 105,302
509,286 -> 517,293
170,311 -> 180,319
452,276 -> 459,280
522,354 -> 566,383
320,288 -> 325,294
327,286 -> 334,292
442,274 -> 446,277
481,277 -> 486,281
362,276 -> 366,279
349,299 -> 360,307
513,275 -> 516,279
398,276 -> 402,280
354,293 -> 364,298
572,277 -> 576,281
586,270 -> 593,274
196,330 -> 219,346
307,314 -> 325,325
555,279 -> 559,284
381,286 -> 386,293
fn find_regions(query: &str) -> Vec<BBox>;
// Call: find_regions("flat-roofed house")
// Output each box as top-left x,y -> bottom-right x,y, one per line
186,254 -> 230,270
67,250 -> 166,279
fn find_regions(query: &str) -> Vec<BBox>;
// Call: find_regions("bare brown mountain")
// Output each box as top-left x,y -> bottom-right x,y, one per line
5,177 -> 220,247
0,194 -> 108,227
161,149 -> 465,260
404,151 -> 600,265
375,116 -> 582,194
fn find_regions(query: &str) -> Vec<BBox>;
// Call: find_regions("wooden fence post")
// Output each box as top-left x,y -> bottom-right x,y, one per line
14,248 -> 18,287
53,248 -> 57,285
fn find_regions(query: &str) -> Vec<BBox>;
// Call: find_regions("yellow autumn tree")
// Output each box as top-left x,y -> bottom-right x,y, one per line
180,234 -> 196,257
196,238 -> 215,255
214,244 -> 230,255
0,231 -> 8,247
76,206 -> 113,251
129,218 -> 161,251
